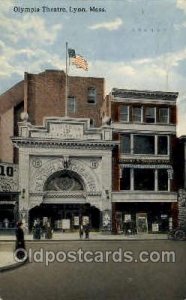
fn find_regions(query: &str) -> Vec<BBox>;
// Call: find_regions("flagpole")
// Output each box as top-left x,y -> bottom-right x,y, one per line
65,41 -> 68,117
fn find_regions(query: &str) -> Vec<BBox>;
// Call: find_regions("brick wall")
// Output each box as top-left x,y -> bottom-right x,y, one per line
0,108 -> 14,163
26,70 -> 104,127
0,81 -> 24,115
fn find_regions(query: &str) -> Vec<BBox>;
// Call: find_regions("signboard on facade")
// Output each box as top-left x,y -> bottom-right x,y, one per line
0,163 -> 19,192
124,214 -> 131,222
152,223 -> 159,232
74,216 -> 80,226
62,219 -> 71,229
82,216 -> 89,225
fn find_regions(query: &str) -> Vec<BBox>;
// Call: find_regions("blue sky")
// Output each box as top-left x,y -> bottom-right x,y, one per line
0,0 -> 186,135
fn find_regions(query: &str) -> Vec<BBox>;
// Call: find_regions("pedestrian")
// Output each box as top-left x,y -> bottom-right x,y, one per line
15,221 -> 26,260
45,221 -> 53,239
4,218 -> 9,229
33,219 -> 42,239
84,222 -> 90,239
79,223 -> 84,239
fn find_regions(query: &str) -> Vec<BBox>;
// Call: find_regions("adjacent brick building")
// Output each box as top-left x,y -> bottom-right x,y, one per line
102,88 -> 182,233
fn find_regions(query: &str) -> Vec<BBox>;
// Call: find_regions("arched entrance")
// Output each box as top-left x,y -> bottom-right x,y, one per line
29,170 -> 101,231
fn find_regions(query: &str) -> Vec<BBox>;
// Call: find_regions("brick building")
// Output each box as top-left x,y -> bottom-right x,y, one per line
0,70 -> 104,164
102,88 -> 182,233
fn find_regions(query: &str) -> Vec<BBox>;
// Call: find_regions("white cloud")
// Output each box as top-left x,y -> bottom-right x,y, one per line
0,13 -> 62,45
89,18 -> 123,31
176,0 -> 186,13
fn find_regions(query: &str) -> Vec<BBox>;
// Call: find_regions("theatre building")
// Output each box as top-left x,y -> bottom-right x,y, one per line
102,88 -> 181,233
0,70 -> 116,230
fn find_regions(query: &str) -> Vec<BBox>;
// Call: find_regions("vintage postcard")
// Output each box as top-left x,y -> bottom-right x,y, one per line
0,0 -> 186,299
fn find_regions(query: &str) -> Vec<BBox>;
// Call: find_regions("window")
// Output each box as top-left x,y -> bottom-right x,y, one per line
119,105 -> 129,122
158,108 -> 169,123
67,97 -> 76,113
134,169 -> 155,190
145,107 -> 155,123
158,136 -> 168,155
120,168 -> 130,190
134,135 -> 155,154
87,87 -> 96,104
90,119 -> 95,127
158,169 -> 168,191
132,107 -> 142,122
120,134 -> 131,153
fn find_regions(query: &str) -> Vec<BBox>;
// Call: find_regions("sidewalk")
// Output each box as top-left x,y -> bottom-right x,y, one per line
0,231 -> 168,241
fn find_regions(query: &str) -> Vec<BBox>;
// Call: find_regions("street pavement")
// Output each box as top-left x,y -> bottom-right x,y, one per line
0,240 -> 185,300
0,232 -> 169,271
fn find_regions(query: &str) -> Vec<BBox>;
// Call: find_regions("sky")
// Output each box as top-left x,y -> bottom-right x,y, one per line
0,0 -> 186,136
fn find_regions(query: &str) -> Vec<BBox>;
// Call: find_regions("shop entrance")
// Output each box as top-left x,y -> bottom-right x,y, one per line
0,194 -> 18,230
29,203 -> 101,232
114,202 -> 172,234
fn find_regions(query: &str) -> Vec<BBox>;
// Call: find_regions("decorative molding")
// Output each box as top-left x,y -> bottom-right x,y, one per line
29,158 -> 101,194
111,89 -> 178,101
12,138 -> 117,151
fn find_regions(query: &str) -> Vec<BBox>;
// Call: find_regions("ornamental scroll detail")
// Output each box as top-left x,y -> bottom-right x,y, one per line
29,158 -> 100,193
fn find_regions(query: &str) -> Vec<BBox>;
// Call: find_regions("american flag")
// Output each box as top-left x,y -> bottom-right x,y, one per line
72,55 -> 88,71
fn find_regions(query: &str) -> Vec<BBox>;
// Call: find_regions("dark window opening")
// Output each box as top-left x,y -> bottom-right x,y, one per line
134,169 -> 155,190
158,169 -> 168,191
158,136 -> 168,155
145,107 -> 155,123
87,87 -> 96,104
120,168 -> 130,190
134,135 -> 155,154
120,134 -> 131,153
90,119 -> 95,127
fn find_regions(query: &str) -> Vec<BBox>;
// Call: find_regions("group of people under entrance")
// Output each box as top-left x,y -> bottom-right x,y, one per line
32,219 -> 53,240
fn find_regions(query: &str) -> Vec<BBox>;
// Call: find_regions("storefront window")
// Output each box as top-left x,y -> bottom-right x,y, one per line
134,169 -> 155,190
134,135 -> 155,154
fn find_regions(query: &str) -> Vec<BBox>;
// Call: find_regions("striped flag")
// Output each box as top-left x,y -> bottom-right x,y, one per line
72,55 -> 88,71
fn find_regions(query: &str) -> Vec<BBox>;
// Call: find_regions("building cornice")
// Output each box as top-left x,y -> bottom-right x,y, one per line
12,137 -> 118,150
111,88 -> 178,101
